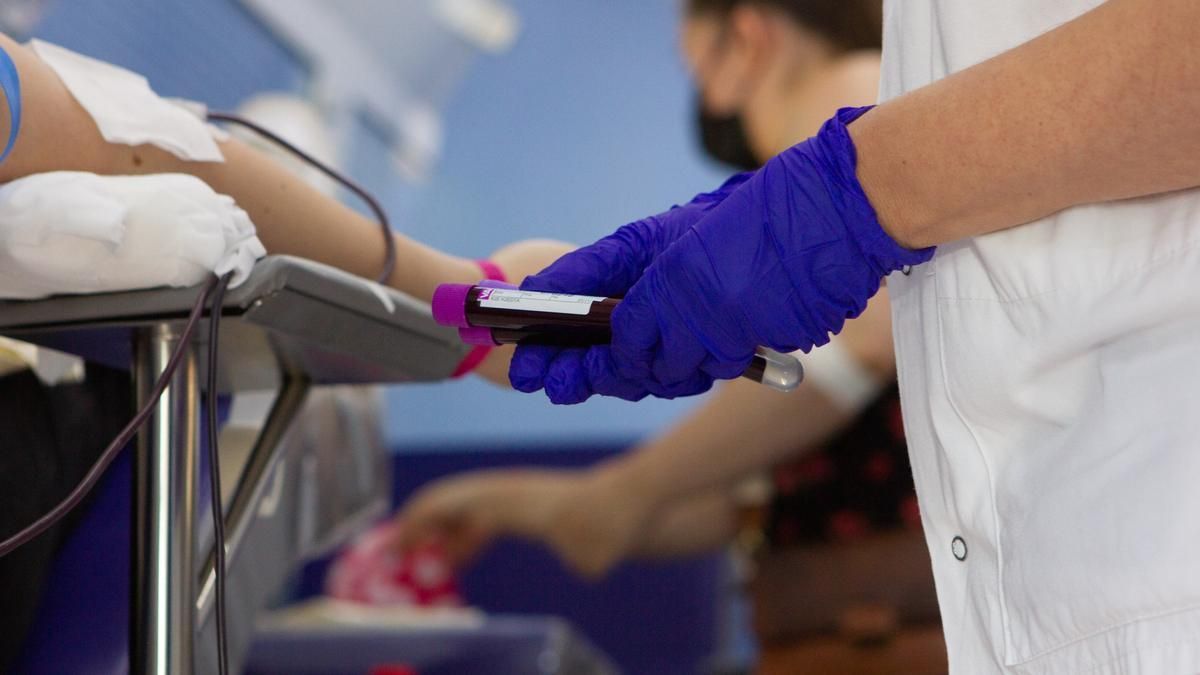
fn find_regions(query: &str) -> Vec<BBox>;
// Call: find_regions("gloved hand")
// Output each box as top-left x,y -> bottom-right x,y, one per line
509,171 -> 752,403
513,107 -> 934,404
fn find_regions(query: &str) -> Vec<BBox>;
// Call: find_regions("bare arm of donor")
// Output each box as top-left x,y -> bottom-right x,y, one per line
0,33 -> 572,386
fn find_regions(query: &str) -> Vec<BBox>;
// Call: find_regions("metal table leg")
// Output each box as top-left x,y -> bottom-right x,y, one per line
194,376 -> 309,675
132,323 -> 200,675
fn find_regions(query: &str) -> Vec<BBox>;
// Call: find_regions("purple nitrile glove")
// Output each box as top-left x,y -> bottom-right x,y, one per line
514,107 -> 934,405
509,172 -> 752,404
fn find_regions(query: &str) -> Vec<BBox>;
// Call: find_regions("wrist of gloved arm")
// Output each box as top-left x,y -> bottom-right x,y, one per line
824,107 -> 936,275
702,106 -> 932,348
609,107 -> 934,387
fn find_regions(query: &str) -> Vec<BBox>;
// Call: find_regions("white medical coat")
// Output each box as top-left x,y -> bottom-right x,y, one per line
881,1 -> 1200,673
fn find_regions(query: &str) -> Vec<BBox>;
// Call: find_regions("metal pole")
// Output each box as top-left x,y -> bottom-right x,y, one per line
132,323 -> 199,675
196,375 -> 308,615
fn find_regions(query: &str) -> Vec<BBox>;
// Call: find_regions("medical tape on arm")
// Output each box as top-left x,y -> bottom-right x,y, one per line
28,39 -> 224,162
796,338 -> 885,415
0,43 -> 20,163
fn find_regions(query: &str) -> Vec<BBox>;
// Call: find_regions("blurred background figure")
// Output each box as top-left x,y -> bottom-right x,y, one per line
392,1 -> 946,673
1,1 -> 942,674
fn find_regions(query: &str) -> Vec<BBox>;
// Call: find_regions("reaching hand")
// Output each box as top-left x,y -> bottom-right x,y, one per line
390,468 -> 657,579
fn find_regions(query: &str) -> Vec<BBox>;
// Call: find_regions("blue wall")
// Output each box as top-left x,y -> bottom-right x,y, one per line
23,0 -> 731,448
31,0 -> 306,109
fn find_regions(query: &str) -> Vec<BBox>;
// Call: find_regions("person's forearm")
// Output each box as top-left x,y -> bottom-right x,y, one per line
0,34 -> 481,301
628,490 -> 740,560
599,289 -> 892,509
601,375 -> 848,512
852,0 -> 1200,248
157,141 -> 484,302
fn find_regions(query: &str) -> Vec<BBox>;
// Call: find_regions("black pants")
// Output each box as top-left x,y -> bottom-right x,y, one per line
0,366 -> 130,673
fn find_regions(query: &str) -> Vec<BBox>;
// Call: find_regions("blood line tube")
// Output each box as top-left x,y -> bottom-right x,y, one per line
433,283 -> 802,392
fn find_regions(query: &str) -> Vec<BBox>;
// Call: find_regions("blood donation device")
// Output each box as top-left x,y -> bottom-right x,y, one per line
433,282 -> 803,392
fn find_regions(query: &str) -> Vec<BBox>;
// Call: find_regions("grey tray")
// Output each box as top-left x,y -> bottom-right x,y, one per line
0,255 -> 470,390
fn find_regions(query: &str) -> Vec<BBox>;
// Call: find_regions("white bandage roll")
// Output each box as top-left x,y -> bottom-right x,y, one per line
795,338 -> 885,414
0,172 -> 265,299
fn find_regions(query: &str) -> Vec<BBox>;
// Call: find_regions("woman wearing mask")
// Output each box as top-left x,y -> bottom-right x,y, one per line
512,0 -> 1200,671
391,0 -> 916,590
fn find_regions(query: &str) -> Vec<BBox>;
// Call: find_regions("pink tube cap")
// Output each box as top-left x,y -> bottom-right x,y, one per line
432,283 -> 472,327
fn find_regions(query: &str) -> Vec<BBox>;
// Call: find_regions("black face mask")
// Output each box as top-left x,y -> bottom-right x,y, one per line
695,94 -> 761,171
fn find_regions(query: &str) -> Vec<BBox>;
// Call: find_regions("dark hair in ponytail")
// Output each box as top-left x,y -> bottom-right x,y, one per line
686,0 -> 882,52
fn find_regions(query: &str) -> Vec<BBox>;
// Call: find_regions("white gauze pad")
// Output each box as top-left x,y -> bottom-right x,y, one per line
29,39 -> 224,162
0,172 -> 265,299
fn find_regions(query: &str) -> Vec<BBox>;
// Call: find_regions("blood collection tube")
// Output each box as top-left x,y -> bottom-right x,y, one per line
433,283 -> 803,392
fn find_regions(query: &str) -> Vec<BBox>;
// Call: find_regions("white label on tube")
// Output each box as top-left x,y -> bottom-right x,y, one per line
477,288 -> 605,316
